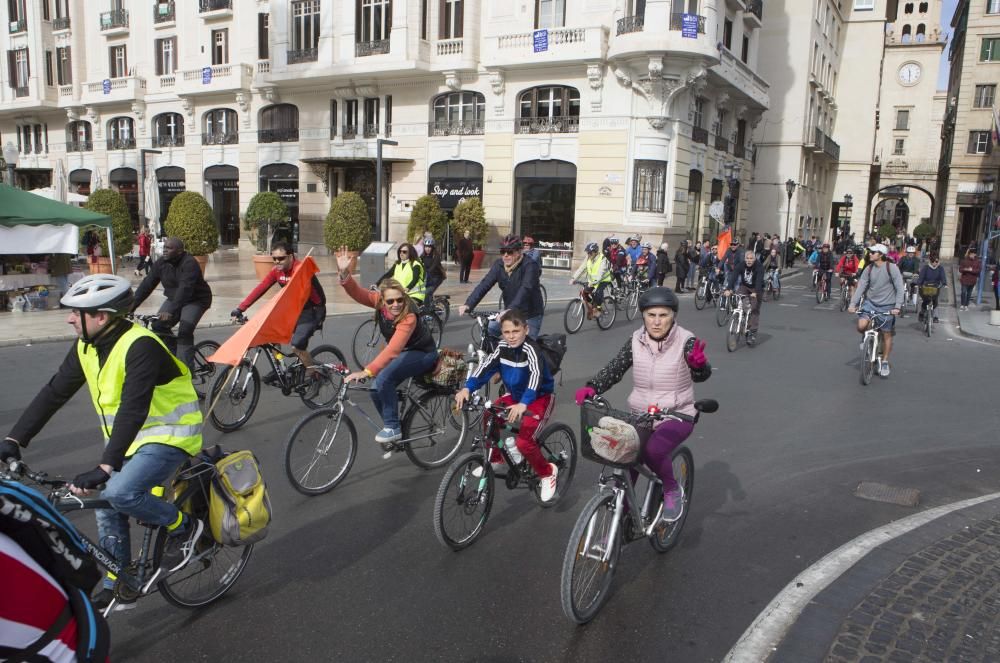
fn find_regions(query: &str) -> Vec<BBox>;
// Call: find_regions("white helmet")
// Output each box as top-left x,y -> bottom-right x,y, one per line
60,274 -> 134,315
870,243 -> 889,255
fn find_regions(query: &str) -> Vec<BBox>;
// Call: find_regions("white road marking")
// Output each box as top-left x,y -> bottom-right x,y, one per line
778,304 -> 799,307
724,491 -> 1000,663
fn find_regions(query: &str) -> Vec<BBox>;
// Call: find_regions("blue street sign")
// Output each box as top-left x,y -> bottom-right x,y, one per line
102,79 -> 111,94
533,29 -> 548,53
681,13 -> 699,39
202,67 -> 212,84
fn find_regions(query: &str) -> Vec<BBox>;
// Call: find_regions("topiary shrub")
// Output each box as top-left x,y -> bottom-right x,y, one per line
164,191 -> 219,256
451,197 -> 487,249
324,191 -> 372,252
83,188 -> 133,258
407,195 -> 447,245
912,222 -> 935,242
876,222 -> 896,242
244,191 -> 289,252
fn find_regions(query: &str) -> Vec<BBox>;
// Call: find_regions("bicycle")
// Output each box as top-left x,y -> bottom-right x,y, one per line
621,271 -> 643,321
815,270 -> 831,303
351,305 -> 443,369
130,313 -> 219,397
919,284 -> 943,338
498,283 -> 548,311
716,290 -> 735,327
899,274 -> 918,318
859,311 -> 893,386
1,457 -> 253,615
564,280 -> 617,333
726,294 -> 755,352
207,313 -> 347,432
763,268 -> 781,301
559,396 -> 718,624
283,365 -> 468,495
432,396 -> 577,550
695,272 -> 724,312
811,268 -> 820,291
838,275 -> 856,312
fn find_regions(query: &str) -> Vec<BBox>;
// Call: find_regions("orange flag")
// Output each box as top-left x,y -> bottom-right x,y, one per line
716,226 -> 732,261
208,256 -> 320,366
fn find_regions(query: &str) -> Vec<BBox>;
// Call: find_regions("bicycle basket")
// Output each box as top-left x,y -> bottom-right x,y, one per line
580,400 -> 653,468
920,285 -> 940,297
425,348 -> 467,389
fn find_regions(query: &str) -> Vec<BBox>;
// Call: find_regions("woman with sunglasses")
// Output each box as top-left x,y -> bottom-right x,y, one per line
379,243 -> 427,304
337,249 -> 438,446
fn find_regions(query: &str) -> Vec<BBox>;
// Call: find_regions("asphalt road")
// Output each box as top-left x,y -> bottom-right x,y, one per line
2,272 -> 998,662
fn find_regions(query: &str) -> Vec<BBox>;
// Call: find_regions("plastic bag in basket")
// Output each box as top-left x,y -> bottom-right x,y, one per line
589,416 -> 641,464
427,349 -> 467,388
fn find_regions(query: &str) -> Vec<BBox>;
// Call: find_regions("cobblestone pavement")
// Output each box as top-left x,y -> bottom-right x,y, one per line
826,515 -> 1000,663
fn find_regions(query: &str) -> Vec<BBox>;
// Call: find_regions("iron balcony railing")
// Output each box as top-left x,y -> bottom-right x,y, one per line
13,86 -> 29,97
669,13 -> 706,33
52,16 -> 70,30
747,0 -> 763,21
202,132 -> 238,145
154,2 -> 175,23
823,134 -> 840,160
99,9 -> 128,30
8,18 -> 26,33
152,134 -> 184,147
287,48 -> 318,64
355,39 -> 390,57
715,134 -> 730,152
107,137 -> 136,149
616,15 -> 644,35
258,128 -> 299,143
734,143 -> 746,159
67,140 -> 93,152
363,123 -> 379,138
515,116 -> 580,134
814,126 -> 823,147
692,126 -> 709,145
428,119 -> 485,136
342,124 -> 358,139
199,0 -> 231,12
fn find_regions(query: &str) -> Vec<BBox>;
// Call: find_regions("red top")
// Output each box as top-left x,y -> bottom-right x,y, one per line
836,255 -> 859,275
238,258 -> 324,311
137,233 -> 151,256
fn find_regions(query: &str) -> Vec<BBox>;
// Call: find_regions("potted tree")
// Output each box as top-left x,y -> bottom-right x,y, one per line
83,188 -> 133,274
245,191 -> 290,279
912,221 -> 934,252
876,222 -> 896,243
407,194 -> 448,247
164,191 -> 219,273
451,197 -> 488,269
323,191 -> 371,273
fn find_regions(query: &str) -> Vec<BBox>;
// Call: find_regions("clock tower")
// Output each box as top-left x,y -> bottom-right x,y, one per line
874,1 -> 947,235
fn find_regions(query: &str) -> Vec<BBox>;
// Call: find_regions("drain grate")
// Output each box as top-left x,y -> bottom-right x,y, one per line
854,481 -> 920,507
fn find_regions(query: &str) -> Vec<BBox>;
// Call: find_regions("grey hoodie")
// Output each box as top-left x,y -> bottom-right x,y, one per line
850,260 -> 905,310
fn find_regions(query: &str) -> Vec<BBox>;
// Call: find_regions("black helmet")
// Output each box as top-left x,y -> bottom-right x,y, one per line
638,287 -> 679,312
585,242 -> 599,253
500,234 -> 523,251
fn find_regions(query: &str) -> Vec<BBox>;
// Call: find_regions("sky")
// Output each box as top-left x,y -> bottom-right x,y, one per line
937,0 -> 959,89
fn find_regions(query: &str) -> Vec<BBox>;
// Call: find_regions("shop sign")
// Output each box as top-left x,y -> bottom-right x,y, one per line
533,29 -> 548,53
429,180 -> 482,209
158,180 -> 185,192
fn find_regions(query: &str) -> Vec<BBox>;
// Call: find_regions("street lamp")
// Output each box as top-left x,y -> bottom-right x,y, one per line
375,139 -> 398,242
3,142 -> 18,188
784,179 -> 797,242
723,161 -> 741,232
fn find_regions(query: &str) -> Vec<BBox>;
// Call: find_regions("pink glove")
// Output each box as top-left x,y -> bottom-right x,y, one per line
685,339 -> 707,369
575,386 -> 596,406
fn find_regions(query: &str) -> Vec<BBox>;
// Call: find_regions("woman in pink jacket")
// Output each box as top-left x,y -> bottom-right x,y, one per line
574,287 -> 711,523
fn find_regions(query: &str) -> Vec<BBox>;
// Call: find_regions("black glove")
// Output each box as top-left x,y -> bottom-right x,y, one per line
0,438 -> 21,464
230,308 -> 243,319
71,466 -> 110,490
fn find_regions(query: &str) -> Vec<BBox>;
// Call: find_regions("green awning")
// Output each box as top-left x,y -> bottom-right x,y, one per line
0,183 -> 111,228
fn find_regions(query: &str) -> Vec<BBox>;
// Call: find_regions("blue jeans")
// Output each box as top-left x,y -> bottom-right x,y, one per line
96,443 -> 191,588
961,283 -> 975,307
487,314 -> 543,340
371,350 -> 439,431
686,263 -> 697,287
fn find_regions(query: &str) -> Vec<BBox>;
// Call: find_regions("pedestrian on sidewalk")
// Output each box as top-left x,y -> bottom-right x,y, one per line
992,257 -> 1000,310
456,231 -> 473,284
958,246 -> 982,311
134,226 -> 152,276
686,241 -> 700,289
655,242 -> 671,286
674,242 -> 689,293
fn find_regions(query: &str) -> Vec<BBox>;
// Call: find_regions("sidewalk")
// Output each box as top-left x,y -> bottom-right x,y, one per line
949,262 -> 1000,345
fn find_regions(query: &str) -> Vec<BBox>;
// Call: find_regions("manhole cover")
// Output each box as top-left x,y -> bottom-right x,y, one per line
854,481 -> 920,507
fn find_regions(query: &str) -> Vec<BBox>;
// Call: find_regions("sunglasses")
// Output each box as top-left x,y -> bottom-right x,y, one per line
399,250 -> 409,255
500,249 -> 519,255
384,297 -> 405,305
272,255 -> 289,262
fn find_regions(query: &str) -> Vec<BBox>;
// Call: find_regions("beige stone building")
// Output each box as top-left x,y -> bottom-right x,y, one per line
0,0 -> 769,265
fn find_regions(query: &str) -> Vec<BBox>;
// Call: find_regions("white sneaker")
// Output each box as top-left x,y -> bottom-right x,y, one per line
539,464 -> 559,502
471,460 -> 506,478
879,361 -> 891,378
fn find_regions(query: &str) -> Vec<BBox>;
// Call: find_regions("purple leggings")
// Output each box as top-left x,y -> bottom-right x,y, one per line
630,419 -> 695,495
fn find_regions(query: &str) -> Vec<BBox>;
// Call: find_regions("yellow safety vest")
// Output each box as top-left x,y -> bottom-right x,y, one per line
391,261 -> 426,302
76,324 -> 202,459
587,256 -> 612,285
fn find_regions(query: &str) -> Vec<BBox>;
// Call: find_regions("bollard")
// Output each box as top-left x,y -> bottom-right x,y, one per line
989,310 -> 1000,326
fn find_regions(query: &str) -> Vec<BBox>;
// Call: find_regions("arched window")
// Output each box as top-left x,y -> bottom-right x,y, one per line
516,85 -> 580,134
259,103 -> 299,143
915,23 -> 926,42
203,108 -> 238,144
901,24 -> 912,43
903,2 -> 914,13
153,112 -> 185,147
106,117 -> 135,149
66,120 -> 92,152
430,91 -> 485,135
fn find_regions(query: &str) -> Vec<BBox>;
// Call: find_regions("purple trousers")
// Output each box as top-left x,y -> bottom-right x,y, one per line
631,419 -> 695,495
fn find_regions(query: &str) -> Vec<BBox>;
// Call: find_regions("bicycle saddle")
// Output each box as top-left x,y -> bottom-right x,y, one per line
694,399 -> 718,413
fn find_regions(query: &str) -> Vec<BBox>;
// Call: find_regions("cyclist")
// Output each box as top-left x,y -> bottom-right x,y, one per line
419,238 -> 447,302
522,235 -> 542,264
762,247 -> 781,292
848,244 -> 905,378
337,252 -> 438,447
836,248 -> 861,303
574,288 -> 711,523
633,241 -> 657,286
624,235 -> 643,267
898,245 -> 920,275
454,309 -> 559,501
1,274 -> 205,610
232,241 -> 326,378
915,253 -> 947,323
569,242 -> 613,319
131,236 -> 213,371
458,234 -> 544,339
607,237 -> 629,290
815,243 -> 835,300
724,249 -> 764,344
699,245 -> 724,303
379,243 -> 427,304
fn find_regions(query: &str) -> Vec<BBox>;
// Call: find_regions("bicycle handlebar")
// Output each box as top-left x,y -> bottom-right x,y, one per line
2,460 -> 68,488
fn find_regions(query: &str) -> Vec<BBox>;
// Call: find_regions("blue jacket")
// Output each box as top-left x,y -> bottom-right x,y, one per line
465,339 -> 553,406
464,257 -> 544,319
916,264 -> 947,287
625,245 -> 642,264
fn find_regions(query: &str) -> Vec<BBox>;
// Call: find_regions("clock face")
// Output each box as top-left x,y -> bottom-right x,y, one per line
898,63 -> 922,85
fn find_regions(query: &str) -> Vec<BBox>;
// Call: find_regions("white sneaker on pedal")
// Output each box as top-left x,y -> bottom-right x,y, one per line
879,361 -> 891,378
539,464 -> 559,502
471,460 -> 506,478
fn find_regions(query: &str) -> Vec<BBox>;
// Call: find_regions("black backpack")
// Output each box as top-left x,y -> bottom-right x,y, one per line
529,334 -> 568,381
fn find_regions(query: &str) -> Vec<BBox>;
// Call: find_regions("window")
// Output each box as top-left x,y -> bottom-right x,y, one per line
8,48 -> 30,92
155,38 -> 177,76
259,103 -> 299,142
895,109 -> 910,130
854,0 -> 874,9
258,13 -> 270,59
441,0 -> 463,38
8,0 -> 26,25
107,116 -> 135,149
982,38 -> 1000,61
431,91 -> 485,134
723,19 -> 732,49
516,85 -> 580,133
893,138 -> 905,154
291,1 -> 320,52
990,0 -> 1000,15
45,51 -> 53,86
54,0 -> 67,19
41,0 -> 49,20
714,108 -> 727,136
904,2 -> 913,13
212,29 -> 229,65
344,99 -> 359,137
329,100 -> 337,137
915,24 -> 925,42
974,84 -> 996,108
421,0 -> 428,39
364,97 -> 379,137
153,113 -> 184,147
56,46 -> 71,85
919,2 -> 927,12
968,130 -> 992,154
17,124 -> 47,154
535,0 -> 565,28
741,35 -> 749,63
385,95 -> 392,136
203,108 -> 237,144
109,44 -> 127,78
66,120 -> 91,151
692,97 -> 705,128
632,160 -> 666,213
357,0 -> 391,42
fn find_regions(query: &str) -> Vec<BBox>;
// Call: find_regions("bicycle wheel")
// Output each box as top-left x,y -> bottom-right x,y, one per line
530,423 -> 577,508
284,408 -> 358,495
860,334 -> 876,386
840,285 -> 849,312
190,340 -> 220,396
815,279 -> 824,304
423,313 -> 443,349
564,299 -> 585,334
433,452 -> 494,551
402,391 -> 468,469
156,484 -> 253,608
694,282 -> 707,310
925,310 -> 932,338
596,297 -> 617,330
726,314 -> 740,352
541,283 -> 548,309
300,344 -> 347,409
649,447 -> 694,552
351,319 -> 384,369
471,318 -> 484,347
434,297 -> 451,326
208,361 -> 260,432
773,283 -> 781,300
560,492 -> 622,625
716,297 -> 730,327
625,290 -> 639,321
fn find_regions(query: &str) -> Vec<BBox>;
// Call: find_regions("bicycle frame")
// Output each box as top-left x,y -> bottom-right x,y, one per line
582,465 -> 662,563
863,314 -> 892,362
329,371 -> 445,446
730,296 -> 750,332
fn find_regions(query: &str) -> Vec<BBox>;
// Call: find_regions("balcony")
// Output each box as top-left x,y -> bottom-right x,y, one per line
746,0 -> 763,25
58,84 -> 74,98
202,132 -> 238,145
669,13 -> 706,34
154,2 -> 175,25
83,76 -> 146,105
813,126 -> 823,149
179,64 -> 253,96
515,116 -> 580,134
355,39 -> 390,57
692,126 -> 709,145
152,134 -> 184,148
107,137 -> 136,150
363,124 -> 379,138
823,134 -> 840,160
258,128 -> 299,143
708,47 -> 770,110
157,74 -> 176,90
429,119 -> 485,136
484,26 -> 607,69
342,124 -> 358,139
715,134 -> 730,152
99,10 -> 128,35
14,86 -> 29,98
436,38 -> 464,56
52,16 -> 70,30
67,140 -> 93,152
616,15 -> 644,35
287,48 -> 318,64
734,143 -> 746,159
8,18 -> 26,33
199,0 -> 232,18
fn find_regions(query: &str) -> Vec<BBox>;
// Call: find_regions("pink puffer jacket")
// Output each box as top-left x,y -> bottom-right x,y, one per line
627,324 -> 697,419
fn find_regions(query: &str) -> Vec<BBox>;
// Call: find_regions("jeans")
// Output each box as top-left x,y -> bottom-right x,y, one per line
153,302 -> 209,371
487,314 -> 543,340
459,258 -> 472,283
823,270 -> 833,298
629,419 -> 694,496
371,350 -> 440,431
686,263 -> 698,288
96,443 -> 191,589
736,285 -> 762,331
961,283 -> 975,307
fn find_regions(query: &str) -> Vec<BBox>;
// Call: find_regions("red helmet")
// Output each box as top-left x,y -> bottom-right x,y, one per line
500,234 -> 523,250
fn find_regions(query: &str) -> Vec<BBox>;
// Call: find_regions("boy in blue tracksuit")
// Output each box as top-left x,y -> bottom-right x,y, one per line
454,309 -> 559,501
